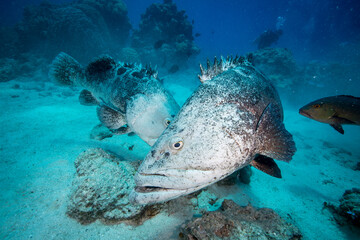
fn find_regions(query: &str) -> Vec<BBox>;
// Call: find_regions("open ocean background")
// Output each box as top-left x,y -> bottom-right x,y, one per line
0,0 -> 359,239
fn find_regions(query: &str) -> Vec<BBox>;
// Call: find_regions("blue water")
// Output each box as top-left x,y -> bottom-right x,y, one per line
0,0 -> 360,239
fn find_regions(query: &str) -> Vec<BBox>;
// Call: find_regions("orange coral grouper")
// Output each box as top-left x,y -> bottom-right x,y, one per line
299,95 -> 360,134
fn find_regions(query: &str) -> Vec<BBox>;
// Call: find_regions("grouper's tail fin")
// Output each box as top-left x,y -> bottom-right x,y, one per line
49,52 -> 84,86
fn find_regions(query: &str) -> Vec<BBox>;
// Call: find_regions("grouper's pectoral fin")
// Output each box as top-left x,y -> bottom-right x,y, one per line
256,103 -> 296,162
110,125 -> 132,135
328,115 -> 354,134
97,105 -> 126,130
250,155 -> 282,178
79,89 -> 99,106
330,123 -> 344,134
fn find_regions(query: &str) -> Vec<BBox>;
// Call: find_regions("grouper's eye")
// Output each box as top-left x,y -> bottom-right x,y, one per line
173,141 -> 183,150
313,104 -> 321,109
170,137 -> 184,150
164,118 -> 171,126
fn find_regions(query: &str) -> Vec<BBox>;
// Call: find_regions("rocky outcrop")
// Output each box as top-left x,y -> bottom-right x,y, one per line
14,0 -> 131,63
67,148 -> 145,224
252,48 -> 299,89
131,0 -> 199,69
180,199 -> 302,240
0,54 -> 49,82
325,188 -> 360,228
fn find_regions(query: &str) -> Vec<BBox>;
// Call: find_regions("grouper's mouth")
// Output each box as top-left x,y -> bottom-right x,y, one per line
299,109 -> 312,118
134,186 -> 175,193
129,171 -> 210,205
133,172 -> 193,194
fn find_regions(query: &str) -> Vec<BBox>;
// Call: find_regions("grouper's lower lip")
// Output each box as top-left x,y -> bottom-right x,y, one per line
299,109 -> 311,118
134,186 -> 175,193
129,187 -> 190,205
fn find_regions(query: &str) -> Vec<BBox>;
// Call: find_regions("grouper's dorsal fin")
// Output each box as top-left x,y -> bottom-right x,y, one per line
118,62 -> 158,80
198,54 -> 254,83
85,55 -> 117,82
256,103 -> 296,162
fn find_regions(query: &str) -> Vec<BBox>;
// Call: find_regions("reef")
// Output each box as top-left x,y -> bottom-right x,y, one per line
325,188 -> 360,228
254,29 -> 283,49
252,48 -> 299,89
67,148 -> 145,224
0,54 -> 49,82
179,199 -> 302,240
12,0 -> 130,63
131,0 -> 200,69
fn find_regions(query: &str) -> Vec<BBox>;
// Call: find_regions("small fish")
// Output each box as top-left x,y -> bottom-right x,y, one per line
299,95 -> 360,134
130,56 -> 296,205
49,52 -> 179,145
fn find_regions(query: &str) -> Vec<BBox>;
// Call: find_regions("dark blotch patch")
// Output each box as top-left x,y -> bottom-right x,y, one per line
164,152 -> 170,157
151,150 -> 156,157
117,67 -> 127,75
132,71 -> 145,79
85,55 -> 116,82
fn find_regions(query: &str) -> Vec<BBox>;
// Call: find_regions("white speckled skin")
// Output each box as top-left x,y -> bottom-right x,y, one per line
130,62 -> 295,205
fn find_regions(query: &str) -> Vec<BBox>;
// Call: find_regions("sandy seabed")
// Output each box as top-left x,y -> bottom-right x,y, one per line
0,72 -> 359,240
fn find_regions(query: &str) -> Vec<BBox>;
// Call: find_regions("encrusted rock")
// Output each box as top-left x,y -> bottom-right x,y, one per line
67,148 -> 145,224
14,0 -> 131,62
252,48 -> 299,89
131,0 -> 199,68
180,199 -> 302,240
325,188 -> 360,227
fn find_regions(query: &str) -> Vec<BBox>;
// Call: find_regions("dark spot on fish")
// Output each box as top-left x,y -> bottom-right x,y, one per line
117,67 -> 127,75
168,65 -> 179,74
154,40 -> 165,49
85,56 -> 116,82
178,128 -> 184,133
164,152 -> 170,157
151,150 -> 156,157
132,71 -> 144,78
128,145 -> 134,151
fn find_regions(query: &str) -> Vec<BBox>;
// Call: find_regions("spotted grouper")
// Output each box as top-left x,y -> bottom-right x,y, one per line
130,56 -> 296,205
299,95 -> 360,134
49,52 -> 179,145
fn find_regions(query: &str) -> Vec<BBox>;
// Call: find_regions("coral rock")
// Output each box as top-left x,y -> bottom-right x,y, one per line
180,199 -> 302,240
14,0 -> 131,63
67,148 -> 145,224
252,48 -> 299,89
327,188 -> 360,227
131,0 -> 199,68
